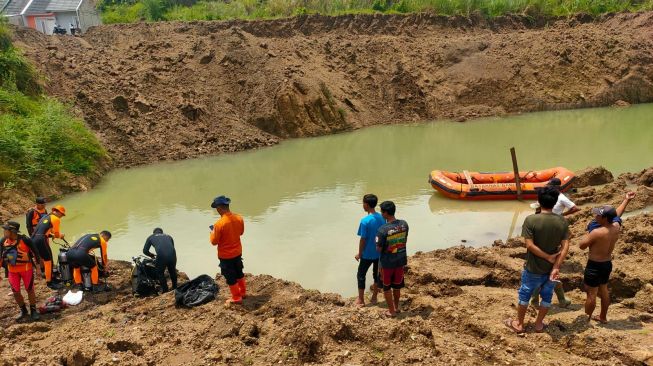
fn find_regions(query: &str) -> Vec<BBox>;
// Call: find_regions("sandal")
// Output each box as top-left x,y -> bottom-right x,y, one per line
504,318 -> 524,334
535,323 -> 548,333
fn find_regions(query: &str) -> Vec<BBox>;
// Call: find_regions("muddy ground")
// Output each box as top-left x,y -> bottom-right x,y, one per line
3,11 -> 653,222
1,167 -> 652,365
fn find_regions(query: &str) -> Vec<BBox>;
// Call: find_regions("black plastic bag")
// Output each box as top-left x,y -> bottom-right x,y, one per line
175,275 -> 218,307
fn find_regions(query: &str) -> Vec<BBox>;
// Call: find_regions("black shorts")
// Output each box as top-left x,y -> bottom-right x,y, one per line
584,260 -> 612,288
219,256 -> 244,286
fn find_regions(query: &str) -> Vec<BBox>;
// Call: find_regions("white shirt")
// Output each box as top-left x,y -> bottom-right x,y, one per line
552,193 -> 575,215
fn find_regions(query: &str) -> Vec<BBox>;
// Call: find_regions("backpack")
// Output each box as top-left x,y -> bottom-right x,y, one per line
0,235 -> 31,267
131,256 -> 158,297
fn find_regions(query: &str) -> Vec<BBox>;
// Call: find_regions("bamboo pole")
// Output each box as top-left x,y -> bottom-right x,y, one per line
510,147 -> 522,200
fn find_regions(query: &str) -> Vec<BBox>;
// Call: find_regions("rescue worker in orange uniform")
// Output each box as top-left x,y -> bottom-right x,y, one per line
31,205 -> 66,289
68,231 -> 111,291
209,196 -> 246,304
25,197 -> 48,237
0,222 -> 41,321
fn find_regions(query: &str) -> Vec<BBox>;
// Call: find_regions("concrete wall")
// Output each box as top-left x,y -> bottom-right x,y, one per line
4,15 -> 25,27
77,0 -> 101,33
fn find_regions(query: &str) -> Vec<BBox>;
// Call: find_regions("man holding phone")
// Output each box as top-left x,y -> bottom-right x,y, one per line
209,195 -> 246,305
505,186 -> 570,333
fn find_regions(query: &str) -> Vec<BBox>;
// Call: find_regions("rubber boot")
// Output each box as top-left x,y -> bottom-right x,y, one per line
30,305 -> 40,321
16,305 -> 28,322
555,284 -> 571,308
46,280 -> 62,290
227,284 -> 243,304
530,287 -> 540,307
237,278 -> 246,299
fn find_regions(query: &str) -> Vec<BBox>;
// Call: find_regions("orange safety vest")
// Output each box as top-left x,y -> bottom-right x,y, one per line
1,236 -> 35,273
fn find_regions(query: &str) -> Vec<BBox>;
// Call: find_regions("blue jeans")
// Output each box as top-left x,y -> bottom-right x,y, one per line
518,269 -> 556,308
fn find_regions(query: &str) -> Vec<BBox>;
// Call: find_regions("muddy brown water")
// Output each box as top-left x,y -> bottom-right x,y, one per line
27,104 -> 653,296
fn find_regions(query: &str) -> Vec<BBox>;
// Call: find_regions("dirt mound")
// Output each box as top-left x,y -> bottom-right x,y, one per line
573,166 -> 614,188
9,11 -> 653,169
622,167 -> 653,187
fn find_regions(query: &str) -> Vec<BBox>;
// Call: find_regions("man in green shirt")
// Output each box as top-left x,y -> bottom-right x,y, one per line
505,186 -> 570,333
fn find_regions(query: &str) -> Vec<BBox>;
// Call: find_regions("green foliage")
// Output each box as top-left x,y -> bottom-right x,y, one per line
0,19 -> 41,96
0,91 -> 105,181
0,19 -> 105,186
142,0 -> 169,20
100,0 -> 653,24
101,2 -> 145,23
372,0 -> 387,11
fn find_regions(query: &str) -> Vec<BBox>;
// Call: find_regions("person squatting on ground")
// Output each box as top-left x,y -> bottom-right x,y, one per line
25,197 -> 48,237
31,205 -> 66,289
210,195 -> 246,305
549,178 -> 580,217
580,191 -> 635,324
376,201 -> 409,317
505,186 -> 570,333
530,179 -> 576,308
354,194 -> 385,307
143,228 -> 178,292
67,231 -> 111,290
0,221 -> 42,321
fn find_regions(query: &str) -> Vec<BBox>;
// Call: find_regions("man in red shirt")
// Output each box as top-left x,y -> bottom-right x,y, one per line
209,196 -> 245,305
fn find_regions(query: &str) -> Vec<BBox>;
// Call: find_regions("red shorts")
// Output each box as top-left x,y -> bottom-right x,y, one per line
8,270 -> 34,292
382,266 -> 404,289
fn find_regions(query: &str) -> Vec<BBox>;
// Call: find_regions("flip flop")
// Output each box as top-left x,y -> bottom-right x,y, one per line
535,323 -> 548,333
591,315 -> 608,324
384,311 -> 396,318
504,318 -> 524,334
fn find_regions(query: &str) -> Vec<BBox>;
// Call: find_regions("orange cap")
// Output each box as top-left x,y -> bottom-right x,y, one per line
52,205 -> 66,216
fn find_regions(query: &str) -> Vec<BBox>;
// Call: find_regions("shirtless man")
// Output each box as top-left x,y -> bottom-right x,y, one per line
579,192 -> 635,323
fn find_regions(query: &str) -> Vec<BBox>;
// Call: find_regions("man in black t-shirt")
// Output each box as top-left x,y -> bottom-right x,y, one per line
375,201 -> 408,318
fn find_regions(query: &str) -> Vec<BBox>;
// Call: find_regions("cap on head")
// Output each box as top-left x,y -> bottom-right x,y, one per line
2,221 -> 20,233
52,205 -> 66,216
35,197 -> 46,204
592,205 -> 617,220
153,228 -> 163,234
547,178 -> 562,187
211,195 -> 231,208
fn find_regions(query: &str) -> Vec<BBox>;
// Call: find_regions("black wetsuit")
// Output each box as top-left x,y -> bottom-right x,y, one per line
67,234 -> 105,269
143,233 -> 177,292
31,214 -> 54,262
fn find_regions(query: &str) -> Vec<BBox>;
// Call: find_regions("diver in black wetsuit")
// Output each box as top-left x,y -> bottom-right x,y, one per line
143,228 -> 177,292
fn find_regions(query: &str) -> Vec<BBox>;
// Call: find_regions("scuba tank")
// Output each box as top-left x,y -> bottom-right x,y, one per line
58,249 -> 72,285
81,266 -> 92,291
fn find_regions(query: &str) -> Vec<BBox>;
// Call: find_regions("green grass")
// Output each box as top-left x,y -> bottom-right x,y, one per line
100,0 -> 653,24
0,19 -> 105,187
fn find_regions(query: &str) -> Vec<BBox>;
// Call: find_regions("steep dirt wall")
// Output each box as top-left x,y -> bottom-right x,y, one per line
9,11 -> 653,169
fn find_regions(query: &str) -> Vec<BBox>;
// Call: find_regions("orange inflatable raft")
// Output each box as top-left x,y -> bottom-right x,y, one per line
429,167 -> 575,200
